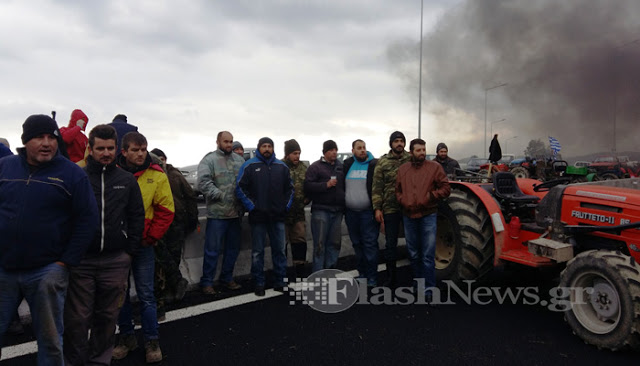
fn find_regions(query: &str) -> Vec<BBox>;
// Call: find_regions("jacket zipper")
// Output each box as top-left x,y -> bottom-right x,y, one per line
100,165 -> 106,252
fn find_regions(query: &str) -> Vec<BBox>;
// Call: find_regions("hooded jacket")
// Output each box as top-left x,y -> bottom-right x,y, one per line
60,109 -> 89,163
117,153 -> 175,244
0,149 -> 98,269
108,116 -> 138,155
236,151 -> 294,224
84,155 -> 145,256
198,149 -> 245,219
396,159 -> 451,218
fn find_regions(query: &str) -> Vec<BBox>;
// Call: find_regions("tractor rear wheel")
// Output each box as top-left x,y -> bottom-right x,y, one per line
600,173 -> 619,180
436,188 -> 494,282
559,250 -> 640,350
510,166 -> 530,179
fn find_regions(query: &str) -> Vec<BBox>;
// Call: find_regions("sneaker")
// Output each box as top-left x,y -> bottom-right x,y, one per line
201,285 -> 216,295
112,334 -> 138,360
7,319 -> 24,335
220,280 -> 242,291
145,339 -> 163,363
254,285 -> 265,297
175,278 -> 189,301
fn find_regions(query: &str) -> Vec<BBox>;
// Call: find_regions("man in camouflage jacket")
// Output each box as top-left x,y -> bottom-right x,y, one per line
371,131 -> 411,286
283,139 -> 308,278
197,131 -> 245,294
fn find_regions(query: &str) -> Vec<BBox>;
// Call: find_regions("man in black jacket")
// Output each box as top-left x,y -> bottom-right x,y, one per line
304,140 -> 346,273
63,124 -> 145,366
236,137 -> 294,296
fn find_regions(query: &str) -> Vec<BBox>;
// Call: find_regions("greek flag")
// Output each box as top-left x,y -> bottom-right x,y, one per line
548,136 -> 561,155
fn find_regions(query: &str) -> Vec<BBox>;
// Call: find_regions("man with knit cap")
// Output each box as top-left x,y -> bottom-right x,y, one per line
0,114 -> 98,365
232,141 -> 245,157
0,137 -> 12,158
305,140 -> 345,272
372,131 -> 410,287
107,114 -> 138,156
236,137 -> 294,296
344,139 -> 379,286
60,109 -> 90,163
197,131 -> 245,294
283,139 -> 309,278
433,142 -> 460,177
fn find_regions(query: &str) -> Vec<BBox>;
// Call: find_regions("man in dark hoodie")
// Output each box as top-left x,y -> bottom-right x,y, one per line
236,137 -> 294,296
304,140 -> 346,273
433,142 -> 461,178
63,125 -> 145,366
107,114 -> 138,156
343,139 -> 379,286
0,114 -> 98,365
60,109 -> 89,163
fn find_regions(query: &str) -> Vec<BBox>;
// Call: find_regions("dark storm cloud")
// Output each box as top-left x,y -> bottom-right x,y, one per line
389,0 -> 640,154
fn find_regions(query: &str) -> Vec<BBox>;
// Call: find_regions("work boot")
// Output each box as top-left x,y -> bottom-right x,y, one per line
175,278 -> 189,301
7,318 -> 24,335
383,261 -> 397,288
294,263 -> 306,280
220,280 -> 242,291
145,339 -> 163,363
112,333 -> 138,360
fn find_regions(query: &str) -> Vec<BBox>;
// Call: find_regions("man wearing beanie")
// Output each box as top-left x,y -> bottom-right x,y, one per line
107,114 -> 138,156
0,114 -> 98,365
283,139 -> 309,278
372,131 -> 410,286
304,139 -> 345,272
197,131 -> 246,295
60,109 -> 90,163
232,141 -> 245,157
433,142 -> 461,177
0,137 -> 13,158
237,137 -> 294,296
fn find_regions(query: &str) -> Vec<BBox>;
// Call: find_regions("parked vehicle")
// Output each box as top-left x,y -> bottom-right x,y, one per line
466,157 -> 489,173
180,164 -> 200,195
574,161 -> 590,168
436,174 -> 640,350
589,156 -> 631,180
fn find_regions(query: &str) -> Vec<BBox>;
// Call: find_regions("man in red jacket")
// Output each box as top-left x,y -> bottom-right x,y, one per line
395,138 -> 450,300
60,109 -> 89,163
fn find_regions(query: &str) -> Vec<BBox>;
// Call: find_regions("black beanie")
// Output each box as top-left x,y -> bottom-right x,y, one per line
389,131 -> 406,147
257,137 -> 274,150
150,148 -> 166,160
284,139 -> 301,156
112,114 -> 127,123
21,115 -> 60,144
436,142 -> 448,153
323,140 -> 338,153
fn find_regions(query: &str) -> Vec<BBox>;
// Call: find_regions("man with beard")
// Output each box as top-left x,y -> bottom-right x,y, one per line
236,137 -> 294,296
64,125 -> 145,365
371,131 -> 410,286
198,131 -> 246,294
343,139 -> 379,286
283,139 -> 309,279
113,132 -> 174,363
396,139 -> 450,300
433,142 -> 460,178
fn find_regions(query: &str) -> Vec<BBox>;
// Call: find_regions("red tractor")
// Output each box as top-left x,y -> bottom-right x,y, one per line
436,173 -> 640,350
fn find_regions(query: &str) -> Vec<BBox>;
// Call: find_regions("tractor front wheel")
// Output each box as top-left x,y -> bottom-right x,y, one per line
559,250 -> 640,350
600,173 -> 619,180
510,166 -> 530,179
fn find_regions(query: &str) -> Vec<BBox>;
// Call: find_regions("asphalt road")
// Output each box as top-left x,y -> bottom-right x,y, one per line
2,258 -> 638,366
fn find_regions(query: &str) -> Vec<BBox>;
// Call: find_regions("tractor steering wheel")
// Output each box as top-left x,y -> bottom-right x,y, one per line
533,178 -> 571,192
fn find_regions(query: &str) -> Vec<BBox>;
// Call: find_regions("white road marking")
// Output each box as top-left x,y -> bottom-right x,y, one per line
0,260 -> 409,361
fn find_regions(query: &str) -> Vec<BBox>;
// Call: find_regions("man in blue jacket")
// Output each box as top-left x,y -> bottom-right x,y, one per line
0,114 -> 98,365
236,137 -> 294,296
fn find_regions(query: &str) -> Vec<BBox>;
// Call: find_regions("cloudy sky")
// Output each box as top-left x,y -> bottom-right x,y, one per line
0,0 -> 459,167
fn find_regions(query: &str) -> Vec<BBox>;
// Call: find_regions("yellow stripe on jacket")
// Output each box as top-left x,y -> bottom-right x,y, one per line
134,164 -> 175,244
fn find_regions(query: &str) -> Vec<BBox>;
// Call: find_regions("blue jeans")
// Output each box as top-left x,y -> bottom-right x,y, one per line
200,218 -> 241,287
117,245 -> 158,341
403,213 -> 437,290
0,263 -> 69,366
251,222 -> 287,287
345,209 -> 380,286
383,212 -> 403,262
311,210 -> 343,272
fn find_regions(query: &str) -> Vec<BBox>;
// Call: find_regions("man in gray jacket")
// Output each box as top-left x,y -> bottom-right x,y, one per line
197,131 -> 245,294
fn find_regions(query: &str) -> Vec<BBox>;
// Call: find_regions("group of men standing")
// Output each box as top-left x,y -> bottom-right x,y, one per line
0,115 -> 453,364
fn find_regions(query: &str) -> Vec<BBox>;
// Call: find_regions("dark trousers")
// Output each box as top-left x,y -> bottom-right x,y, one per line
63,251 -> 131,366
155,222 -> 186,309
383,212 -> 404,262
